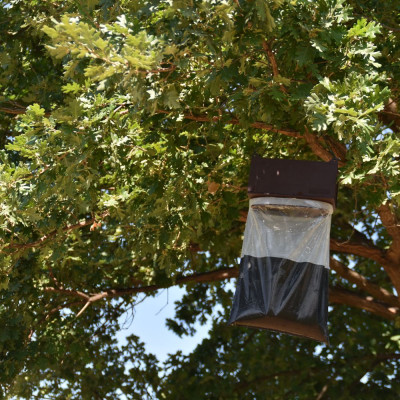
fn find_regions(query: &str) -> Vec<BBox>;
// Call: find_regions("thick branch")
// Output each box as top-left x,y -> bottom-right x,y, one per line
44,267 -> 239,303
262,40 -> 288,94
0,107 -> 27,115
375,203 -> 400,294
158,111 -> 346,164
329,258 -> 400,308
323,135 -> 347,162
330,238 -> 386,265
156,109 -> 302,138
329,286 -> 398,320
304,128 -> 333,161
44,287 -> 90,301
1,103 -> 301,139
303,128 -> 348,166
316,385 -> 329,400
334,219 -> 376,248
302,127 -> 348,167
330,238 -> 400,296
377,203 -> 400,253
379,98 -> 400,131
234,119 -> 301,138
45,266 -> 398,320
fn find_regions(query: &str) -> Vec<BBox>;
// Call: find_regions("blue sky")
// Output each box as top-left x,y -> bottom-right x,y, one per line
116,286 -> 211,363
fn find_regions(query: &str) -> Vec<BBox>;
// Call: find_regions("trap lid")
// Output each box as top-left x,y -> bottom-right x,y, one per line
248,155 -> 338,208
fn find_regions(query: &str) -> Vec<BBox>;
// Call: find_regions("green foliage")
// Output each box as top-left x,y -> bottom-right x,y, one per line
0,0 -> 399,398
305,72 -> 389,140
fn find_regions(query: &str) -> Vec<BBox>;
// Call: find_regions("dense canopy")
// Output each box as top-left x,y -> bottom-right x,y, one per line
0,0 -> 400,398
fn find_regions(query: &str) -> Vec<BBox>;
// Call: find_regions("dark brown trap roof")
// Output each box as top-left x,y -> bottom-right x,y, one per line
248,155 -> 338,208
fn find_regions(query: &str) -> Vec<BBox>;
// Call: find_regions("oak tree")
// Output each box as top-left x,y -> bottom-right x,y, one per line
0,0 -> 399,398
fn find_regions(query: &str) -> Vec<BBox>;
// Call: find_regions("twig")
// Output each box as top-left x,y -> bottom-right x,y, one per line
315,384 -> 328,400
48,266 -> 63,290
27,300 -> 84,341
4,211 -> 109,252
76,301 -> 91,317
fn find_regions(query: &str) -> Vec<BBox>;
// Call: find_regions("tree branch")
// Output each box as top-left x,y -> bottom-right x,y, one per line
377,203 -> 400,254
330,238 -> 386,265
76,301 -> 92,317
323,135 -> 347,162
45,266 -> 398,320
236,119 -> 301,138
155,109 -> 302,138
44,287 -> 90,301
28,300 -> 84,342
329,258 -> 400,308
0,107 -> 27,115
303,127 -> 333,161
330,206 -> 400,295
334,219 -> 376,248
375,203 -> 400,294
329,286 -> 398,320
316,384 -> 329,400
301,127 -> 348,166
303,127 -> 348,166
4,211 -> 109,253
1,102 -> 301,140
45,267 -> 238,301
262,39 -> 288,94
379,98 -> 400,131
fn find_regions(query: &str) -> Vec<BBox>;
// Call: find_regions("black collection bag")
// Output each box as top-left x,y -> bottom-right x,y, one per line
228,157 -> 338,343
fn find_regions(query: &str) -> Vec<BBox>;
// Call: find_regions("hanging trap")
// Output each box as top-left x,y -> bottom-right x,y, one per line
228,155 -> 338,343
